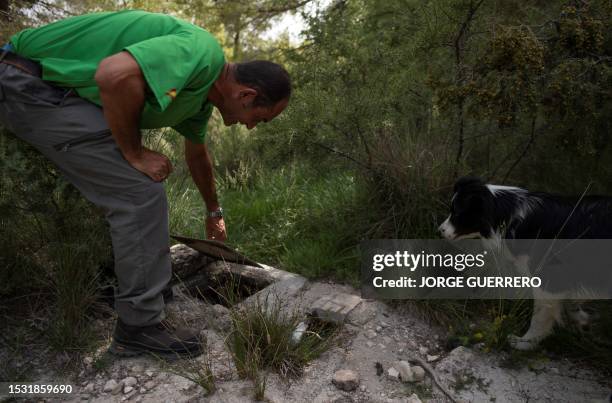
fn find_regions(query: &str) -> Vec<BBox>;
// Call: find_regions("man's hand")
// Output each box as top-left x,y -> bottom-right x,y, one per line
185,139 -> 226,241
127,147 -> 173,182
206,216 -> 227,241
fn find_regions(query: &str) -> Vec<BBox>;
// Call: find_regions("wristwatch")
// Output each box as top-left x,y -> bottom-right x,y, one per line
207,207 -> 223,218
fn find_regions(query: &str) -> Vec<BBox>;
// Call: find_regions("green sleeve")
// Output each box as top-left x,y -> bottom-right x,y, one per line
124,32 -> 200,112
172,104 -> 214,144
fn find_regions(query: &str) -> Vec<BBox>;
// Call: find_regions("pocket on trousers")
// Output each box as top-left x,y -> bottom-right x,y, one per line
24,83 -> 74,108
53,129 -> 112,152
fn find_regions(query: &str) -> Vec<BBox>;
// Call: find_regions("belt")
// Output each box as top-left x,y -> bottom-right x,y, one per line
0,48 -> 42,77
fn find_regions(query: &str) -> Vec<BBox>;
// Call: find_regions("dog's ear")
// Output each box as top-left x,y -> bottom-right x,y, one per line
454,176 -> 485,193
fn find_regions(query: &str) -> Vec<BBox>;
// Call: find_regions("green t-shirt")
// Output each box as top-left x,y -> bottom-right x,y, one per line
10,10 -> 226,144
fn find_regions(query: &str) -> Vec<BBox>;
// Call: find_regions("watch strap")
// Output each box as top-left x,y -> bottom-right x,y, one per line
207,207 -> 223,218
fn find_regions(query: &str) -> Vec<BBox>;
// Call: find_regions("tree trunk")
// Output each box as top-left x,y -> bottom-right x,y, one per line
0,0 -> 10,22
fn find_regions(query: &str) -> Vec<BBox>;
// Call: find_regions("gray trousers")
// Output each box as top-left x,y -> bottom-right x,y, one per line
0,62 -> 170,326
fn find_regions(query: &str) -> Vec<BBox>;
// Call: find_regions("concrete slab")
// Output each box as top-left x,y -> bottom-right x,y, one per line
239,276 -> 309,317
206,260 -> 302,288
310,291 -> 363,324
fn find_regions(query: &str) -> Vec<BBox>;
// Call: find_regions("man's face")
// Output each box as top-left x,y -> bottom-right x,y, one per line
219,89 -> 288,130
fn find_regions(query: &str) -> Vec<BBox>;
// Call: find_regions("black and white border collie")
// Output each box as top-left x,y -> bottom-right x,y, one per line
438,176 -> 612,350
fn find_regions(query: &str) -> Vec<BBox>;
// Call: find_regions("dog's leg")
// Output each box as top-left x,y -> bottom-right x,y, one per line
509,290 -> 563,351
567,302 -> 591,330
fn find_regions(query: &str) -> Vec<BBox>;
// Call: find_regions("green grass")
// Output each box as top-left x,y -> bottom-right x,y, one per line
1,130 -> 113,375
160,338 -> 217,397
162,142 -> 612,374
225,288 -> 340,395
165,163 -> 364,284
418,298 -> 612,372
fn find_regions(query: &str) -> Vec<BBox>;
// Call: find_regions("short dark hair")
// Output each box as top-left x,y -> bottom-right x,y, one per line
234,60 -> 291,107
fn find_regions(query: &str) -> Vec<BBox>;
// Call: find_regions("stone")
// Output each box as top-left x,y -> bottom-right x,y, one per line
365,329 -> 377,339
332,369 -> 359,391
121,390 -> 137,401
449,346 -> 474,363
123,377 -> 138,388
242,276 -> 309,320
346,300 -> 377,325
112,382 -> 123,395
170,244 -> 212,280
207,260 -> 277,288
144,381 -> 156,390
84,383 -> 95,393
386,367 -> 400,381
406,393 -> 422,403
212,304 -> 230,316
103,379 -> 118,393
131,364 -> 144,373
426,354 -> 439,362
395,361 -> 413,383
145,370 -> 154,378
83,356 -> 94,365
175,377 -> 194,391
375,326 -> 382,332
437,346 -> 476,376
311,292 -> 363,324
124,386 -> 134,394
411,366 -> 425,382
418,346 -> 428,355
291,321 -> 308,344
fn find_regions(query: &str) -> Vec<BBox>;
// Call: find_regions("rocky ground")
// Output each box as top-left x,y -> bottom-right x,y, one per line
2,246 -> 611,403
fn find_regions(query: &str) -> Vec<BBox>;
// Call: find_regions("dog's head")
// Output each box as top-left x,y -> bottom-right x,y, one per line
439,176 -> 496,240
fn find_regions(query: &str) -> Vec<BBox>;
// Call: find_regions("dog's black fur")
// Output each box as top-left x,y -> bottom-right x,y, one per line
445,176 -> 612,240
439,176 -> 612,350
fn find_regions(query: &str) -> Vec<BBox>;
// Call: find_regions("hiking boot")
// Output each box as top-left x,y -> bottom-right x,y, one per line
109,319 -> 203,358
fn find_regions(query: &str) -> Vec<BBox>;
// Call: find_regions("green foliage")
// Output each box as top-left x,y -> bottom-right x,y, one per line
252,0 -> 612,243
3,0 -> 612,371
165,158 -> 363,283
445,299 -> 531,351
226,290 -> 339,384
161,340 -> 217,396
0,129 -> 111,352
255,0 -> 458,238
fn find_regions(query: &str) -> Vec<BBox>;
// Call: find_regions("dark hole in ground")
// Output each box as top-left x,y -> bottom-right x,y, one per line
304,313 -> 341,341
180,271 -> 271,307
98,259 -> 273,308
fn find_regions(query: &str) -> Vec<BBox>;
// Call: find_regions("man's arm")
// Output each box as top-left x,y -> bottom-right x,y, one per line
184,138 -> 227,241
94,51 -> 172,182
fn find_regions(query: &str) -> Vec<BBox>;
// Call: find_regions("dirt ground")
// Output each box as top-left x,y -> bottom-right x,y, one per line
2,251 -> 611,403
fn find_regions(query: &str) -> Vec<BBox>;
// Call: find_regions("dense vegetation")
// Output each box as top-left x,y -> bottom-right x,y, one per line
1,0 -> 611,376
